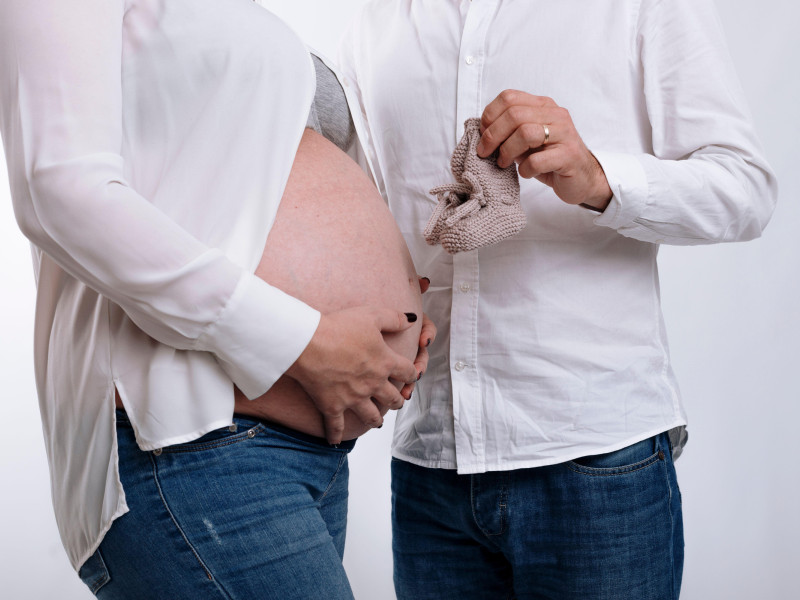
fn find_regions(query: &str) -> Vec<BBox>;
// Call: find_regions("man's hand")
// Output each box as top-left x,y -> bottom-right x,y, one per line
285,306 -> 418,444
477,90 -> 612,211
400,277 -> 437,400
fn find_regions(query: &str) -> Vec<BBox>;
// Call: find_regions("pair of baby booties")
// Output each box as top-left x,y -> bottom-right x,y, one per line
423,118 -> 527,254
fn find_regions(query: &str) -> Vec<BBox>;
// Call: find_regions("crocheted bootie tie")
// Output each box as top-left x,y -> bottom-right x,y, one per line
424,118 -> 526,254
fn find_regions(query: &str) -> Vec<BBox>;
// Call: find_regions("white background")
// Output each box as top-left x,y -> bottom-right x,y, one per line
1,1 -> 798,598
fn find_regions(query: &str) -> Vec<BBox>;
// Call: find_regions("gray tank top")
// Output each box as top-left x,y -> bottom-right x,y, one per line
306,55 -> 355,151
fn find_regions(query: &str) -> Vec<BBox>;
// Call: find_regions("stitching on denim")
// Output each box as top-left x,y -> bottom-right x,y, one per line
565,453 -> 661,476
160,424 -> 265,454
86,550 -> 110,593
149,454 -> 234,599
470,475 -> 506,539
663,443 -> 679,600
320,453 -> 348,501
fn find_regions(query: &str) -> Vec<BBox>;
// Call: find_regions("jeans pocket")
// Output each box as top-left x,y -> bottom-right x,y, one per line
78,548 -> 110,595
567,434 -> 663,476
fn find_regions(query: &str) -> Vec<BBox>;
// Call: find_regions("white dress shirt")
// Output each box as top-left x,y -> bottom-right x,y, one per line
339,0 -> 777,474
0,0 -> 322,569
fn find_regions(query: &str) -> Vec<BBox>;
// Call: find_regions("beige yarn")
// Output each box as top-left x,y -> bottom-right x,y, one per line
424,118 -> 526,254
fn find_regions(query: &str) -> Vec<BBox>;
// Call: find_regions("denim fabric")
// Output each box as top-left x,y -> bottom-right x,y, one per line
78,411 -> 356,599
392,432 -> 683,600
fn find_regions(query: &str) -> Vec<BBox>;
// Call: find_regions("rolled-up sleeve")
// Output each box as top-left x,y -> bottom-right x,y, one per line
593,0 -> 777,245
0,0 -> 319,398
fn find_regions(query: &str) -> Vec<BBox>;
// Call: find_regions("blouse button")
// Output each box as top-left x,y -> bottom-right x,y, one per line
454,361 -> 467,372
465,55 -> 475,65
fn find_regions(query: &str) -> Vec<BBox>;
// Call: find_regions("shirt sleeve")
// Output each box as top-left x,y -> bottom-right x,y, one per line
591,0 -> 777,245
0,0 -> 320,398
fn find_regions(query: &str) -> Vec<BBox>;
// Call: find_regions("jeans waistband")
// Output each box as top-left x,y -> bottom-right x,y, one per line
114,409 -> 355,450
233,413 -> 357,451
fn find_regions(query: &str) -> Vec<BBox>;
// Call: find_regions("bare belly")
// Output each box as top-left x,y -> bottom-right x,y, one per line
232,129 -> 423,440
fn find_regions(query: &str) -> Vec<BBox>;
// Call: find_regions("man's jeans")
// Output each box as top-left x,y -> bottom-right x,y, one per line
78,411 -> 356,599
392,432 -> 683,600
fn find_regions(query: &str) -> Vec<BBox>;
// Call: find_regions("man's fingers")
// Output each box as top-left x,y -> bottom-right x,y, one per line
480,89 -> 555,132
496,122 -> 552,168
480,89 -> 533,130
518,146 -> 567,179
478,105 -> 537,157
322,413 -> 346,445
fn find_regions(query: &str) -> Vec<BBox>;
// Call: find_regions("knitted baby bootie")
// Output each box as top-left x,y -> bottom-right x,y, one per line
424,118 -> 526,254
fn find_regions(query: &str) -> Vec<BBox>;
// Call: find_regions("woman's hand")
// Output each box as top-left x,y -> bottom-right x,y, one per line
401,277 -> 437,400
286,306 -> 418,444
477,90 -> 612,211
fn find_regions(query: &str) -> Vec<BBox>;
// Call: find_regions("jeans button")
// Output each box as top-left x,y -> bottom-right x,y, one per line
247,429 -> 256,439
658,450 -> 665,460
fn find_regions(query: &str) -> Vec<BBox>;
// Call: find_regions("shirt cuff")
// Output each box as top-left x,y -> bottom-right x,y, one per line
197,273 -> 321,399
591,151 -> 650,231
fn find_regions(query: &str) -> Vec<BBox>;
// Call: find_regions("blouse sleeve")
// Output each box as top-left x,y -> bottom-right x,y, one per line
592,0 -> 778,245
0,0 -> 319,398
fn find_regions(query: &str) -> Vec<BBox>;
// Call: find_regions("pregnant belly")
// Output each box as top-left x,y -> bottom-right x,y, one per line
233,129 -> 423,440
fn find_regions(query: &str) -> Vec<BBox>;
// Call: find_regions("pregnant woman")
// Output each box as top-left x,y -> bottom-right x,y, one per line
0,1 -> 430,598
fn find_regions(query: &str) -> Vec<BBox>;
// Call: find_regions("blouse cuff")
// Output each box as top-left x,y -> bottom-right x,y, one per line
197,273 -> 321,399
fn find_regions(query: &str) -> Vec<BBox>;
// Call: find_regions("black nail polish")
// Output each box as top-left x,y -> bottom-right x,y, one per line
426,338 -> 432,347
377,423 -> 383,429
405,312 -> 418,323
417,371 -> 422,381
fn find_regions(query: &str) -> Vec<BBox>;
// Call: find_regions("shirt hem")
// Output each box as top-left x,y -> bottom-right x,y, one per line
392,419 -> 687,475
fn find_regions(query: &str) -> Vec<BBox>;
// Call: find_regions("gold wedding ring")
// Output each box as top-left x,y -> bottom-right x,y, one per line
542,124 -> 550,145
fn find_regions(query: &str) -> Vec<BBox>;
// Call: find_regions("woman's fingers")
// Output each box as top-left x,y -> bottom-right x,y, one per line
418,276 -> 431,294
286,306 -> 419,444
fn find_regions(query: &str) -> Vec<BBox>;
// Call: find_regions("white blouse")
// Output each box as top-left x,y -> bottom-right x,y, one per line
339,0 -> 777,474
0,0 -> 322,569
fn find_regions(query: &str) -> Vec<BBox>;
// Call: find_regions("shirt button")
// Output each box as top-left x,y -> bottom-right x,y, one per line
454,361 -> 466,371
465,55 -> 475,65
459,282 -> 471,292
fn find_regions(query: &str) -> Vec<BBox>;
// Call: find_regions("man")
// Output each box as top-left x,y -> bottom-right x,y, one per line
339,0 -> 776,598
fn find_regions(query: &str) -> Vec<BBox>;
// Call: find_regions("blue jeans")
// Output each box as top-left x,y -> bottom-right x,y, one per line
392,432 -> 684,600
78,411 -> 356,599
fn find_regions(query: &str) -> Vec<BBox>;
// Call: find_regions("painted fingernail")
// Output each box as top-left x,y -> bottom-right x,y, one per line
405,312 -> 418,323
426,338 -> 432,347
422,277 -> 431,284
417,371 -> 422,381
